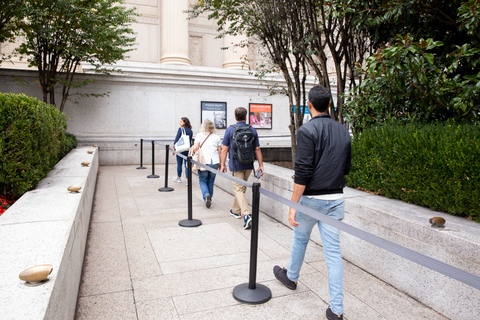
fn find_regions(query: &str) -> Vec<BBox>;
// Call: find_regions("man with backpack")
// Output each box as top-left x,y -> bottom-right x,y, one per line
220,107 -> 264,230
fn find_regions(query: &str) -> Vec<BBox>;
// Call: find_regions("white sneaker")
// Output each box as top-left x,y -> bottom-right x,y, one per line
173,177 -> 181,183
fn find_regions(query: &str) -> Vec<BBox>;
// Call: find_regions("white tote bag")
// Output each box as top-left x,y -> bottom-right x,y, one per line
174,128 -> 190,153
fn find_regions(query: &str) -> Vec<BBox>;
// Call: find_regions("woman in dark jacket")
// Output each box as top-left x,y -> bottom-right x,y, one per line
173,117 -> 193,185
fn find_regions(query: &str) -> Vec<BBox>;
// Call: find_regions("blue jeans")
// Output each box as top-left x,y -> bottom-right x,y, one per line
176,151 -> 189,179
287,195 -> 345,315
198,164 -> 219,201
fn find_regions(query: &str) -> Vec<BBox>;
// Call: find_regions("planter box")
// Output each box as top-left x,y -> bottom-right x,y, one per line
0,146 -> 99,320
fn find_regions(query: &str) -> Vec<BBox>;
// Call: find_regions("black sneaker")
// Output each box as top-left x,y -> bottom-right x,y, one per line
326,307 -> 343,320
205,194 -> 211,208
273,265 -> 297,290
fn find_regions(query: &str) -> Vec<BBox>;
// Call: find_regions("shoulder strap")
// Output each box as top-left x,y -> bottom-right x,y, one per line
232,123 -> 251,131
200,133 -> 211,148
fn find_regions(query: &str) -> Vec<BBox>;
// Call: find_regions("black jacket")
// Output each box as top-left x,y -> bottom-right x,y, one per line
294,114 -> 352,195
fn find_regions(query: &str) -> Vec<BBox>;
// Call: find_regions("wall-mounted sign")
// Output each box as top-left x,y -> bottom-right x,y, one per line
293,105 -> 311,123
201,101 -> 227,129
249,103 -> 272,129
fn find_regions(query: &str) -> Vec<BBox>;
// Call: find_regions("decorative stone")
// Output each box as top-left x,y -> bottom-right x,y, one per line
429,217 -> 446,228
67,185 -> 82,192
19,264 -> 53,282
87,150 -> 94,154
81,161 -> 90,167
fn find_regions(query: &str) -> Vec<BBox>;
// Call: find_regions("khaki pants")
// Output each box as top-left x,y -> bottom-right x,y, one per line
232,170 -> 252,217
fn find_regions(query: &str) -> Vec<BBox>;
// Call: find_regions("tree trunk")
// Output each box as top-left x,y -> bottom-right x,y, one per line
288,123 -> 296,165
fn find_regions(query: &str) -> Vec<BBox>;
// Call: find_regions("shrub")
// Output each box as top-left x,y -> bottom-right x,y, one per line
345,35 -> 480,134
347,121 -> 480,222
61,132 -> 78,158
0,93 -> 69,198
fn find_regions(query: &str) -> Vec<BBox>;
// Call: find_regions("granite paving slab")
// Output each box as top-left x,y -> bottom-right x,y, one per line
75,165 -> 454,320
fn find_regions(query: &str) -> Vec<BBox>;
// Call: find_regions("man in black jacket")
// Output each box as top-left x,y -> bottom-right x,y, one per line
273,85 -> 351,320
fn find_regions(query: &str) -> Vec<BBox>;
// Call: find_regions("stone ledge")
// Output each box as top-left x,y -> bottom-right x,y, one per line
214,163 -> 480,320
0,146 -> 99,320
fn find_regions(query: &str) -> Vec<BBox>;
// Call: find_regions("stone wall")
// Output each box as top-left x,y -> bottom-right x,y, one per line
214,163 -> 480,320
0,147 -> 98,320
0,64 -> 325,166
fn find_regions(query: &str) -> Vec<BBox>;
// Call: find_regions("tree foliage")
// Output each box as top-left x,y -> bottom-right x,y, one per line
14,0 -> 137,112
345,0 -> 480,132
308,0 -> 372,120
0,0 -> 25,63
190,0 -> 369,161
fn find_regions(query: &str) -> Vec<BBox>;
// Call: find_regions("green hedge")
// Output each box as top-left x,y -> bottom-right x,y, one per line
347,121 -> 480,222
61,132 -> 78,159
0,93 -> 74,198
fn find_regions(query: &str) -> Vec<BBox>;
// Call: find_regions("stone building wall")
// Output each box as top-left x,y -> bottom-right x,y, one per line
0,0 -> 337,165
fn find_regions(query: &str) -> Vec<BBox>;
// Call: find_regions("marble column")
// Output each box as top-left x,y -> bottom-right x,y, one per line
222,34 -> 250,70
160,0 -> 191,65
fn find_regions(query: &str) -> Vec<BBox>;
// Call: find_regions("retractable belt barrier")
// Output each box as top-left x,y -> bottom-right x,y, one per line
142,139 -> 480,302
259,187 -> 480,291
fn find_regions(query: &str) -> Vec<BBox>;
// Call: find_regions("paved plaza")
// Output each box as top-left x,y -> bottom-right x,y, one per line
74,165 -> 448,320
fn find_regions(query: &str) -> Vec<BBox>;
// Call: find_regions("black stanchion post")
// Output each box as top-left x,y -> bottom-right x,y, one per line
137,139 -> 146,169
147,141 -> 159,178
159,144 -> 174,192
179,156 -> 201,227
233,182 -> 271,304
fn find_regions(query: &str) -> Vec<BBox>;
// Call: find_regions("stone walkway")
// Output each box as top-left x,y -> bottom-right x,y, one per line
74,165 -> 448,319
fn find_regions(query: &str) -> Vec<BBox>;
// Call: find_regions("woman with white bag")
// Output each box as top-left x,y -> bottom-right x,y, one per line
173,117 -> 193,185
192,119 -> 221,208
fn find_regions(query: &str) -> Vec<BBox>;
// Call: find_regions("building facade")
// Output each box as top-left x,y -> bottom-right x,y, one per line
0,0 -> 324,165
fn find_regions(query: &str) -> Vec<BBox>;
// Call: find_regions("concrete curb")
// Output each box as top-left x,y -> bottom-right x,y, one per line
0,146 -> 99,320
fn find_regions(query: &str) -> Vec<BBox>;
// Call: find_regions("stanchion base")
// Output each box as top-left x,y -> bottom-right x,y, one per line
233,283 -> 271,305
136,166 -> 147,169
179,219 -> 202,228
158,187 -> 174,192
147,175 -> 160,178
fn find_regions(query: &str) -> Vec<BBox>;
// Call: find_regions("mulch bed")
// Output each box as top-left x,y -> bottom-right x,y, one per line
268,161 -> 294,170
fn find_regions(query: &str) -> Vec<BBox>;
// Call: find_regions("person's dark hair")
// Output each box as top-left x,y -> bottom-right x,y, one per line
181,117 -> 192,129
308,85 -> 331,113
234,107 -> 248,121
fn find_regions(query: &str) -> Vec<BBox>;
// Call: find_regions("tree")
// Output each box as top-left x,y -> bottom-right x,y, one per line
0,0 -> 25,63
191,1 -> 373,134
190,0 -> 312,162
301,0 -> 372,122
15,0 -> 137,112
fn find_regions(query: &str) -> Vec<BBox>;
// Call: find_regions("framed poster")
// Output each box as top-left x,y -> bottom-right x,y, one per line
249,103 -> 272,129
201,101 -> 227,129
293,105 -> 311,123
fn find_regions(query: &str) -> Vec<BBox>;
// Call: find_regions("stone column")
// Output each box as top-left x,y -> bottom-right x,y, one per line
160,0 -> 191,65
222,34 -> 249,70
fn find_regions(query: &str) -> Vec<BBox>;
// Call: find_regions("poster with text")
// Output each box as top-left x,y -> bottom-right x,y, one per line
249,103 -> 272,129
201,101 -> 227,129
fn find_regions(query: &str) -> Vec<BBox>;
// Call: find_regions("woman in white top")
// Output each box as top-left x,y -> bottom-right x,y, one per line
192,119 -> 221,208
